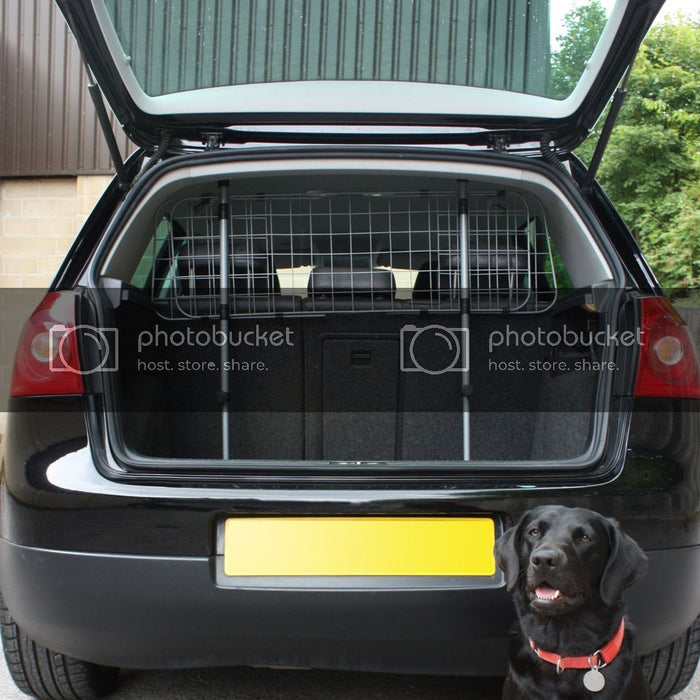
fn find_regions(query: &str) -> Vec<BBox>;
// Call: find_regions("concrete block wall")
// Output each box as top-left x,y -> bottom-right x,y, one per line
0,176 -> 112,288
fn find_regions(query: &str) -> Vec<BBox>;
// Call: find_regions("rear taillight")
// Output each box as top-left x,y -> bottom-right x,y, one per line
10,291 -> 85,397
634,297 -> 700,399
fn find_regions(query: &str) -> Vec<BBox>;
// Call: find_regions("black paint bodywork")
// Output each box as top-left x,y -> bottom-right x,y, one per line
1,389 -> 698,672
1,147 -> 698,673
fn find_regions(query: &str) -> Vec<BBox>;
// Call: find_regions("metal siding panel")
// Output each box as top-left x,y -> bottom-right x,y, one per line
0,0 -> 133,177
0,0 -> 18,172
64,31 -> 83,172
32,1 -> 48,169
47,7 -> 67,172
17,1 -> 36,172
1,0 -> 551,177
12,0 -> 26,172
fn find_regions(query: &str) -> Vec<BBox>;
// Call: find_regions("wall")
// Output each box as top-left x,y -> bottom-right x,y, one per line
1,0 -> 132,177
0,175 -> 112,435
0,177 -> 111,287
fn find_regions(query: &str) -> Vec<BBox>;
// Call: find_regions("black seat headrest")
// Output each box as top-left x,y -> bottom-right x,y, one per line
376,249 -> 431,270
307,267 -> 396,298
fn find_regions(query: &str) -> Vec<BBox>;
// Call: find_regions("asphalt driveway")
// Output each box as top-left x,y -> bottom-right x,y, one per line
1,656 -> 698,698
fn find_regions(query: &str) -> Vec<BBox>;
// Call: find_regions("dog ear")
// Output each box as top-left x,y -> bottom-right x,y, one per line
495,515 -> 528,591
599,518 -> 648,606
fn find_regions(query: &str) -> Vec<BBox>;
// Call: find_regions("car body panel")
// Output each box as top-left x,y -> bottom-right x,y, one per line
1,538 -> 698,672
1,393 -> 698,669
2,0 -> 699,687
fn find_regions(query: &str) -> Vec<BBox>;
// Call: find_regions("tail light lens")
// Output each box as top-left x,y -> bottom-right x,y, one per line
10,291 -> 85,397
634,297 -> 700,399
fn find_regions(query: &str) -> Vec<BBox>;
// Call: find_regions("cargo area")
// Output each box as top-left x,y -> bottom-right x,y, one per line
96,164 -> 618,466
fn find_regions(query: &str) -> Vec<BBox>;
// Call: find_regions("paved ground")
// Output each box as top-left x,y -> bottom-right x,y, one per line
1,655 -> 698,699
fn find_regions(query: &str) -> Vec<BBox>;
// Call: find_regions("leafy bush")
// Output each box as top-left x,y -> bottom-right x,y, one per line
555,6 -> 700,294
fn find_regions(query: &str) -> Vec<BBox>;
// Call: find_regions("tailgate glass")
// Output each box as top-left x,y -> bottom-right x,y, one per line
102,0 -> 611,101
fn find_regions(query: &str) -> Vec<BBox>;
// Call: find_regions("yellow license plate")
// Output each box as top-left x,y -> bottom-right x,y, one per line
223,517 -> 496,577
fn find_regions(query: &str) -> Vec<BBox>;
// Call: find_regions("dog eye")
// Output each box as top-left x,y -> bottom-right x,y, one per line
579,533 -> 592,542
528,528 -> 540,537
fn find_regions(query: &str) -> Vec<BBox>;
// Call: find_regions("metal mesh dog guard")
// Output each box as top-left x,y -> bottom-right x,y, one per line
151,188 -> 556,318
149,184 -> 557,461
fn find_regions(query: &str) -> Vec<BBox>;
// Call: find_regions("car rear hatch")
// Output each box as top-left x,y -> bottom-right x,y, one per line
49,0 -> 666,479
56,0 -> 664,151
68,148 -> 637,478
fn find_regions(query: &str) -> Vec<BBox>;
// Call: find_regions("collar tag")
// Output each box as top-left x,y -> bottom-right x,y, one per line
583,668 -> 606,692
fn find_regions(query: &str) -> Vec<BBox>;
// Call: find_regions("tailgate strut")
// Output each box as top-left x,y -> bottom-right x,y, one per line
67,3 -> 130,190
582,64 -> 633,194
85,65 -> 129,189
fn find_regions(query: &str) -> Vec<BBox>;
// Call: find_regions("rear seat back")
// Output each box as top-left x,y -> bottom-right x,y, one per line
413,244 -> 530,310
176,239 -> 280,295
173,238 -> 300,315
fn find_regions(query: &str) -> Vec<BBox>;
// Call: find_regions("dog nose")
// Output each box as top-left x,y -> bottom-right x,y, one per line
531,548 -> 564,570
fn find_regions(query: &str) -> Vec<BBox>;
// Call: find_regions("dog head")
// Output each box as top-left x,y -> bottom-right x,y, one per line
495,505 -> 648,616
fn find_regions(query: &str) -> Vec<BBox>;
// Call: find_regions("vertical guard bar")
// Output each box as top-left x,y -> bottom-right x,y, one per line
458,180 -> 471,461
218,181 -> 230,460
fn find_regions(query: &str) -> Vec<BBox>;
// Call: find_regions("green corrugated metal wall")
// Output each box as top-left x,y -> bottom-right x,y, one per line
105,0 -> 550,97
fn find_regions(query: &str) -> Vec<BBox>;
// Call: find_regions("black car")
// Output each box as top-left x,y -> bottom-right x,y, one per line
2,1 -> 699,698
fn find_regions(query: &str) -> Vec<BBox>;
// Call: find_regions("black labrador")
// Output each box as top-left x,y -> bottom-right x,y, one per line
495,505 -> 652,699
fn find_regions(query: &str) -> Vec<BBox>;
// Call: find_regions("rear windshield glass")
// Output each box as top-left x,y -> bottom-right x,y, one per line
102,0 -> 611,100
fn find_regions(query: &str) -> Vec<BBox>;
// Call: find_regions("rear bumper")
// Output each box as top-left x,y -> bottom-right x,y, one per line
2,398 -> 699,673
1,537 -> 698,673
0,537 -> 513,673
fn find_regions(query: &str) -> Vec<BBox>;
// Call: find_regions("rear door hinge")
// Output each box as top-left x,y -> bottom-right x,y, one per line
203,132 -> 224,149
490,135 -> 509,153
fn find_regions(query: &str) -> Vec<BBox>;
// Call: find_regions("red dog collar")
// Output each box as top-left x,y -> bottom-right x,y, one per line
529,618 -> 625,673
